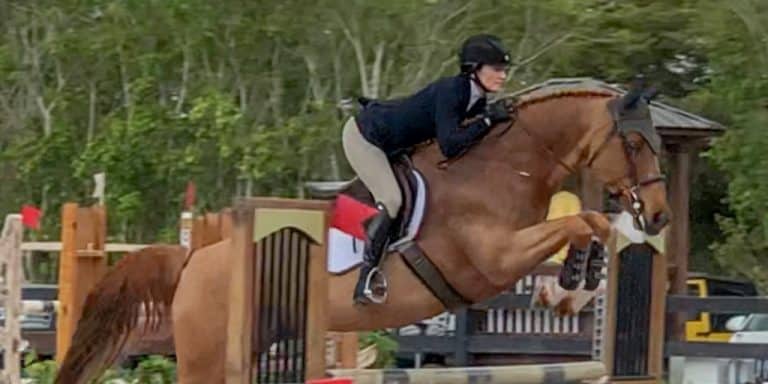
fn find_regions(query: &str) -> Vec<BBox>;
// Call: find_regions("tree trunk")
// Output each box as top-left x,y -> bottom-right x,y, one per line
88,81 -> 97,142
118,48 -> 133,119
270,43 -> 284,125
176,43 -> 191,114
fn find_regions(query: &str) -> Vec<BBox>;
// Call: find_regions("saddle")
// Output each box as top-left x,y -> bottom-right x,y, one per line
340,155 -> 421,244
305,154 -> 422,243
306,156 -> 471,309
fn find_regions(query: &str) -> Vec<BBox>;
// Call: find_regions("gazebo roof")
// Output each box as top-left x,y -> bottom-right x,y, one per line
507,78 -> 725,143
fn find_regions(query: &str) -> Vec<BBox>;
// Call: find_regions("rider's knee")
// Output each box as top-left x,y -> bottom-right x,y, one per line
380,195 -> 402,218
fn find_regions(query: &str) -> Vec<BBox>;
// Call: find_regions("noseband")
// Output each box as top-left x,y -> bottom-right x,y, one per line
585,120 -> 666,231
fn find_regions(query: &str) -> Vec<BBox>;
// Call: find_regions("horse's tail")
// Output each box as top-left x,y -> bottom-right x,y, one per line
55,244 -> 191,384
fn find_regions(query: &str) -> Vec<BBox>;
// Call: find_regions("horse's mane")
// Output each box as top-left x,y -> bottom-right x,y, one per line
513,89 -> 616,110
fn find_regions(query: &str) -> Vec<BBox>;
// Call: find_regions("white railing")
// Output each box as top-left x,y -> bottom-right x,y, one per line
1,215 -> 23,384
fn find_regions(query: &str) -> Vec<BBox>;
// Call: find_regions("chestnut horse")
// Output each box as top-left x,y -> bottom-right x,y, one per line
55,83 -> 671,384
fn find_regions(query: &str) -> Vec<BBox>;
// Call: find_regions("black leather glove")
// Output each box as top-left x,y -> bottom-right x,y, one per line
484,99 -> 511,125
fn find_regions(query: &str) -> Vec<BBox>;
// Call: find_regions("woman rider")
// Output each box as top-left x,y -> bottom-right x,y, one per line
342,34 -> 513,305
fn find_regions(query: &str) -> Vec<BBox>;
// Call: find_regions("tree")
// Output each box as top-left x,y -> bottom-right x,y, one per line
0,0 -> 763,292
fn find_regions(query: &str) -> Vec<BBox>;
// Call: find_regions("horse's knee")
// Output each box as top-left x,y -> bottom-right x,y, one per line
578,211 -> 612,241
566,217 -> 594,249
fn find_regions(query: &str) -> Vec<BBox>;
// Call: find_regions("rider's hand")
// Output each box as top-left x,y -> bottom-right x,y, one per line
483,100 -> 511,125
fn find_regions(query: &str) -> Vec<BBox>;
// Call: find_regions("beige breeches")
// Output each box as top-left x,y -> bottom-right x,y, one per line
342,117 -> 401,219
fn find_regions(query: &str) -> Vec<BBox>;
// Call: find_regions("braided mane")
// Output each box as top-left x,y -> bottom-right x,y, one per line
514,89 -> 616,110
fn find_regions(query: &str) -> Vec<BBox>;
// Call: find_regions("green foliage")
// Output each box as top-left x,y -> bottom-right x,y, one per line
21,353 -> 177,383
689,1 -> 768,291
710,216 -> 768,292
130,355 -> 177,384
359,330 -> 399,368
0,0 -> 765,287
23,353 -> 58,384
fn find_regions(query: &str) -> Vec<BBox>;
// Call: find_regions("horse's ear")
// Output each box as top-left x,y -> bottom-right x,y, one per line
621,74 -> 649,110
622,88 -> 644,110
642,86 -> 659,102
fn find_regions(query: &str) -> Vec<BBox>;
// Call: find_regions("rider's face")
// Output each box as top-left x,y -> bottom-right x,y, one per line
476,64 -> 508,92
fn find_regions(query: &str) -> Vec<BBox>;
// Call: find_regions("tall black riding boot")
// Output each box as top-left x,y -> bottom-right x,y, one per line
353,203 -> 393,305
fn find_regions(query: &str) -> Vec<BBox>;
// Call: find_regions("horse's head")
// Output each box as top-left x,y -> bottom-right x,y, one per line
586,82 -> 670,235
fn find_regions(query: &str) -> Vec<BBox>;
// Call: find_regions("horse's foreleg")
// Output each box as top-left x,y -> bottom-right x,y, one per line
470,212 -> 612,288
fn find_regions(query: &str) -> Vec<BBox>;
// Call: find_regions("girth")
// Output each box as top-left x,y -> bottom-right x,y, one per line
397,241 -> 471,310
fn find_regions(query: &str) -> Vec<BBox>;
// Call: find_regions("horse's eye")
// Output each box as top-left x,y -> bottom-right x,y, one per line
627,139 -> 643,152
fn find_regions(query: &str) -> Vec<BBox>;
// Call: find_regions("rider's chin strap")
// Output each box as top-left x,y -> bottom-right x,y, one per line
470,72 -> 491,93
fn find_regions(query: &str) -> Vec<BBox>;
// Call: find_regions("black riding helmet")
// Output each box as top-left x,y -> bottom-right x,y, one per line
459,34 -> 511,74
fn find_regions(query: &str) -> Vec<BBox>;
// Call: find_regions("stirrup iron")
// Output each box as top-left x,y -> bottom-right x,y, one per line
362,266 -> 388,304
353,203 -> 393,305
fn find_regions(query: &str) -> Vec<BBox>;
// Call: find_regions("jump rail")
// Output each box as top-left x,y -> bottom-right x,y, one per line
328,361 -> 607,384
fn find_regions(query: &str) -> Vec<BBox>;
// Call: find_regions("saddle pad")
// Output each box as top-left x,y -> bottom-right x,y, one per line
327,170 -> 427,274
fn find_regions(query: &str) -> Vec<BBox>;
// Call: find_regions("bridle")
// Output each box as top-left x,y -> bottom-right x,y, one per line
584,122 -> 666,231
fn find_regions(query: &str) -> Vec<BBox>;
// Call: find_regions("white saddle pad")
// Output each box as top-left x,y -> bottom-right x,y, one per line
327,170 -> 427,274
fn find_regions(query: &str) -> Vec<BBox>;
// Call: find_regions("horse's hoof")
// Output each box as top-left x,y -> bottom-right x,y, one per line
558,271 -> 582,290
584,241 -> 606,291
584,273 -> 603,291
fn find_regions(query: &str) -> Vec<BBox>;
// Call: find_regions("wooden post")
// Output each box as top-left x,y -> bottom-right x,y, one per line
305,202 -> 331,380
1,215 -> 23,384
665,144 -> 694,341
226,198 -> 329,384
453,308 -> 470,366
338,333 -> 359,369
189,209 -> 234,251
219,208 -> 234,239
56,203 -> 107,364
225,202 -> 256,384
648,246 -> 668,380
603,219 -> 666,384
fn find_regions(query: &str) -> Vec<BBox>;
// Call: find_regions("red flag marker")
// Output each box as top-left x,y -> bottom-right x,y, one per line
306,378 -> 354,384
20,205 -> 41,230
331,194 -> 378,240
184,181 -> 196,210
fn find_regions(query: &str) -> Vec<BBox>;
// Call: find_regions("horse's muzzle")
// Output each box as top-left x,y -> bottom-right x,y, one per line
643,210 -> 670,236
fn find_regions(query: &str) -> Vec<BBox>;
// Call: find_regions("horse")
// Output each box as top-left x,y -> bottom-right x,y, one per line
54,81 -> 671,384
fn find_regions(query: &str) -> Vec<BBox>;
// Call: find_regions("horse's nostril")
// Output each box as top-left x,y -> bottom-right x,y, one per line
653,211 -> 670,228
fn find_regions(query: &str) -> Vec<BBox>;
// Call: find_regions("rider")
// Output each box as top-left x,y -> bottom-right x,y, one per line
342,34 -> 513,305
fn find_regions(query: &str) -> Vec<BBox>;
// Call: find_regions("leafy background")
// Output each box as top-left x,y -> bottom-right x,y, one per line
0,0 -> 766,291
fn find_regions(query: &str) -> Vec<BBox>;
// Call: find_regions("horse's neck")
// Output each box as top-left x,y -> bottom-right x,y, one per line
512,98 -> 603,174
415,97 -> 604,227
